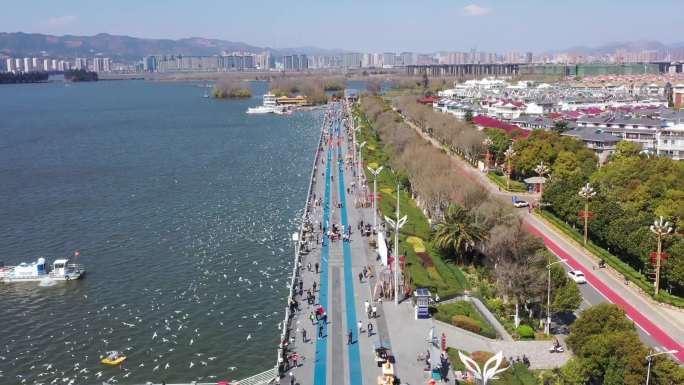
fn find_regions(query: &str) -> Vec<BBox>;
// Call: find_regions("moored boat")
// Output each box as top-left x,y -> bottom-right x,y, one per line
246,93 -> 280,114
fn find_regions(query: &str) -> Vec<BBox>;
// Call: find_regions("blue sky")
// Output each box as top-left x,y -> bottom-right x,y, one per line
2,0 -> 682,52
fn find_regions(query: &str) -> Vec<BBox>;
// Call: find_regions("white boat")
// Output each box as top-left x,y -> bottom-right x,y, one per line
246,93 -> 280,114
0,258 -> 85,283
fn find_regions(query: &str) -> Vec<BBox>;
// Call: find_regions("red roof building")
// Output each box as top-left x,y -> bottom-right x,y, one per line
472,116 -> 530,138
417,96 -> 439,105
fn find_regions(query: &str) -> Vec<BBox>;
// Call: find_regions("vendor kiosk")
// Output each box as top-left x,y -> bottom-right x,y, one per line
414,287 -> 431,319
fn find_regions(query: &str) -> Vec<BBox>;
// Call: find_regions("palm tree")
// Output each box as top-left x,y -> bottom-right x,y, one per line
433,204 -> 488,263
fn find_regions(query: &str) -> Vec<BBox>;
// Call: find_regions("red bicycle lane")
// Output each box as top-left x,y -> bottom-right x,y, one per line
526,223 -> 684,362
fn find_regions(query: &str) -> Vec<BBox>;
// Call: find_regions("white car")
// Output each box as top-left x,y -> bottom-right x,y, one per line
568,270 -> 587,284
513,200 -> 529,208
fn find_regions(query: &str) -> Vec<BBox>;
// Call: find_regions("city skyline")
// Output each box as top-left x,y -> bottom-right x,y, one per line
1,0 -> 683,53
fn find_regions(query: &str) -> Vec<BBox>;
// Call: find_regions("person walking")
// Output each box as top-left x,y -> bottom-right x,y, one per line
347,329 -> 353,345
367,322 -> 373,337
364,300 -> 370,315
358,272 -> 363,283
357,320 -> 363,335
319,324 -> 324,339
302,328 -> 307,343
313,281 -> 318,292
315,263 -> 319,274
309,311 -> 316,325
372,305 -> 377,319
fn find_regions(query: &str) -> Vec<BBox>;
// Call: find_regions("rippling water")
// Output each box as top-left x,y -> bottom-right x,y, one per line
0,80 -> 321,384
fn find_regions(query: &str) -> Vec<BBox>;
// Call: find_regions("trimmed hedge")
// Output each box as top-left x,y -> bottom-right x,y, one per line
452,315 -> 482,334
517,324 -> 535,339
435,301 -> 497,339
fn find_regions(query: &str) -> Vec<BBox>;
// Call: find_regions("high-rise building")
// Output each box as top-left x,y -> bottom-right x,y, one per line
400,52 -> 416,66
6,58 -> 14,73
93,57 -> 112,72
382,52 -> 395,67
32,57 -> 39,69
51,59 -> 57,71
43,58 -> 50,71
341,53 -> 362,68
23,57 -> 31,72
283,54 -> 308,71
75,58 -> 89,70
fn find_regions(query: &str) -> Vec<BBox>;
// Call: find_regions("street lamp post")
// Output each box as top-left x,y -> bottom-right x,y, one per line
385,184 -> 407,305
650,216 -> 673,296
545,259 -> 567,335
646,349 -> 678,385
357,141 -> 367,205
534,161 -> 550,197
504,146 -> 515,190
367,165 -> 384,234
578,183 -> 596,246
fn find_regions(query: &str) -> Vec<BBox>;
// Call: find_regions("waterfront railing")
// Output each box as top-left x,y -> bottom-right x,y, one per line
274,109 -> 327,380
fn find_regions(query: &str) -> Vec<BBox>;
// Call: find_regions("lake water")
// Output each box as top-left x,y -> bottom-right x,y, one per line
0,80 -> 322,384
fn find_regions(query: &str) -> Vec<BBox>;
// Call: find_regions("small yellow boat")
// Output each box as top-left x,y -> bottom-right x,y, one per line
101,351 -> 127,366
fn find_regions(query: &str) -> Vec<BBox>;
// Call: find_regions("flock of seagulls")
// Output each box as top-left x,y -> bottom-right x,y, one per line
1,111 -> 324,385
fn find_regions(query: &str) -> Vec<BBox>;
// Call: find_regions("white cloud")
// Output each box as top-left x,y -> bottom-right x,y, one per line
463,4 -> 492,16
42,15 -> 78,29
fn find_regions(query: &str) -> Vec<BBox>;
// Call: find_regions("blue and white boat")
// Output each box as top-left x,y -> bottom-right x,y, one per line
0,258 -> 85,283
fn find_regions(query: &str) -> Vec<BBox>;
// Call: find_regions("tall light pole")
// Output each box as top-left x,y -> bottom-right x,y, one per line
534,161 -> 550,196
545,259 -> 567,335
357,141 -> 367,205
367,165 -> 383,234
646,349 -> 678,385
650,216 -> 673,296
504,146 -> 515,190
385,185 -> 407,306
578,183 -> 596,246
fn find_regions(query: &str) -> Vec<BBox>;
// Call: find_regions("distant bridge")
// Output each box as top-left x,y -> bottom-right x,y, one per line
406,63 -> 520,77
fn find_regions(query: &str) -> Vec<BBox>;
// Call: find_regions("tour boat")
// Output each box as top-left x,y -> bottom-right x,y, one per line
101,351 -> 127,366
246,93 -> 280,114
0,258 -> 85,283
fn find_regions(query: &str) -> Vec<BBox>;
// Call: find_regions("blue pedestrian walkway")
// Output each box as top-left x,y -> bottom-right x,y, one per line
312,121 -> 333,385
336,120 -> 364,385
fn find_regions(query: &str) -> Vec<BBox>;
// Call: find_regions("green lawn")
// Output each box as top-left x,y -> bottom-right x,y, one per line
434,301 -> 497,339
487,172 -> 528,193
353,106 -> 467,298
537,209 -> 684,308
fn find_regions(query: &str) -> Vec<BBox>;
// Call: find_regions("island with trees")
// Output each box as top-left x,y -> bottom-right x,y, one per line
212,79 -> 252,99
0,72 -> 49,84
64,69 -> 98,82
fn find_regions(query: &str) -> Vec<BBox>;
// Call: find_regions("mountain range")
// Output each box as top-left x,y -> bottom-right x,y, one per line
0,32 -> 344,61
557,40 -> 684,56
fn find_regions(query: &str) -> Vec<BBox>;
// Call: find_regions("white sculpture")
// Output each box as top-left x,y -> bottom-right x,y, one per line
458,351 -> 509,385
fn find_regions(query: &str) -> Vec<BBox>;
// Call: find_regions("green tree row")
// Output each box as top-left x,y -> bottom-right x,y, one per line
0,71 -> 49,84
